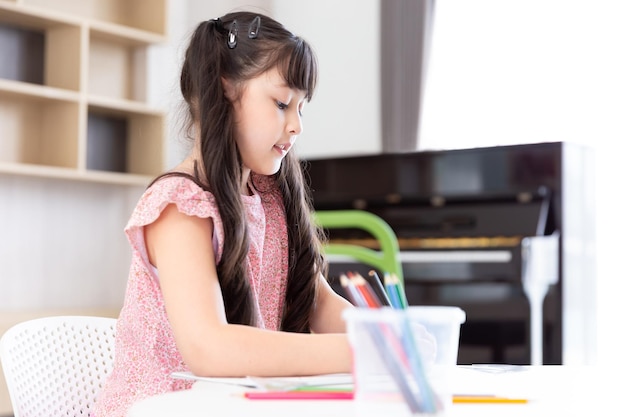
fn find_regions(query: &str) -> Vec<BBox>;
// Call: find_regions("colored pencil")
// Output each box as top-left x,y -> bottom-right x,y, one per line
368,270 -> 392,306
397,310 -> 438,412
349,272 -> 383,308
243,391 -> 354,400
453,395 -> 528,404
384,272 -> 403,309
339,274 -> 367,308
390,273 -> 408,309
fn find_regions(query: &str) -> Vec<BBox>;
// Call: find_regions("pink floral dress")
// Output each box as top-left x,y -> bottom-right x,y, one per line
92,174 -> 289,417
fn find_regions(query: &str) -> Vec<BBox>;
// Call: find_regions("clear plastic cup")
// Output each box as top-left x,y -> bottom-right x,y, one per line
343,306 -> 466,416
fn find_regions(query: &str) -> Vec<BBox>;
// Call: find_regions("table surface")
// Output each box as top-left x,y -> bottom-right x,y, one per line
128,365 -> 617,417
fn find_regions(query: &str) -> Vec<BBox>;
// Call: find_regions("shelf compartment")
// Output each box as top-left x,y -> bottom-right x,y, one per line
87,105 -> 164,177
0,5 -> 82,91
0,22 -> 44,84
20,0 -> 167,36
88,32 -> 150,101
0,90 -> 80,168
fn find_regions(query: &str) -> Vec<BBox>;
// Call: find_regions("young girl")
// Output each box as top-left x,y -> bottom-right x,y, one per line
92,11 -> 353,417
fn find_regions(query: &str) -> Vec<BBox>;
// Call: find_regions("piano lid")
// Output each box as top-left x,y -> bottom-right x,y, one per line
304,142 -> 562,239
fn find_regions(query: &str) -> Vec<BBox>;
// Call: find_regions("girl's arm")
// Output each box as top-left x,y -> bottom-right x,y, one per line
309,275 -> 354,334
144,204 -> 351,378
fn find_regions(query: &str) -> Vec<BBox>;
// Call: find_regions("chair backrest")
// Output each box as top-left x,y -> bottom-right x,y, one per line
0,315 -> 116,417
313,209 -> 404,284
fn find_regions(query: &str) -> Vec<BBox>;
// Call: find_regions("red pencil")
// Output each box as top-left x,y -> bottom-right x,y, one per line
243,391 -> 354,400
349,272 -> 382,308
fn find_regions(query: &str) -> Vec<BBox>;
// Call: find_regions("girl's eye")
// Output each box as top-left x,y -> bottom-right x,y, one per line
276,101 -> 288,110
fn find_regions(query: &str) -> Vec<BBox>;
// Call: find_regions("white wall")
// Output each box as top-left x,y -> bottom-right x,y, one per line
271,0 -> 381,158
0,176 -> 142,310
162,0 -> 381,164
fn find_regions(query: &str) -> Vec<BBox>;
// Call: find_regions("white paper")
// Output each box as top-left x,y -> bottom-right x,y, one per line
170,371 -> 353,391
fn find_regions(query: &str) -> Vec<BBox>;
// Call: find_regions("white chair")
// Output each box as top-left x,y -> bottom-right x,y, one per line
0,315 -> 116,417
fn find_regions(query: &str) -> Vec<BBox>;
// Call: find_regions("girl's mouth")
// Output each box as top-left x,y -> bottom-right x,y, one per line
274,144 -> 289,155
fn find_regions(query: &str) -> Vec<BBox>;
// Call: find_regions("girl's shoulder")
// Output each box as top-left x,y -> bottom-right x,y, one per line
128,175 -> 219,228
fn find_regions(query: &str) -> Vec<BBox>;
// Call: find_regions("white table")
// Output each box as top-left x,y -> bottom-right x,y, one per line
128,366 -> 616,417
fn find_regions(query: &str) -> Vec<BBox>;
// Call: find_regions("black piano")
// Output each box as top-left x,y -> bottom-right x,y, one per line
304,141 -> 595,365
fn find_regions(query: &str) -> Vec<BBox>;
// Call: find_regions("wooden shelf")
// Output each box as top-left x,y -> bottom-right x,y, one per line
0,0 -> 167,185
88,94 -> 165,115
0,162 -> 155,185
14,0 -> 167,36
0,78 -> 79,100
0,2 -> 80,29
90,20 -> 166,46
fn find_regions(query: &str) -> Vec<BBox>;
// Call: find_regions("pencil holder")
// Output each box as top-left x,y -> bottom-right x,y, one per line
343,306 -> 466,416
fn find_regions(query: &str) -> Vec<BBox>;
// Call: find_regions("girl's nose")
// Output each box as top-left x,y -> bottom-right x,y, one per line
287,113 -> 303,135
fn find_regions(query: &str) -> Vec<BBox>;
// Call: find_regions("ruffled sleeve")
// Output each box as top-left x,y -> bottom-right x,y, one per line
124,176 -> 224,270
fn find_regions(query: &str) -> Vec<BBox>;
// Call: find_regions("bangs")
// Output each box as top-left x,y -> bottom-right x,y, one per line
277,38 -> 318,101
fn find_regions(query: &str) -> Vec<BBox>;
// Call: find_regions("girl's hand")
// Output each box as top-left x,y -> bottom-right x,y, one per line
413,323 -> 438,365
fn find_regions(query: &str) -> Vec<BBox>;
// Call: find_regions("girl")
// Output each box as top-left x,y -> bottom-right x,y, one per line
93,11 -> 353,417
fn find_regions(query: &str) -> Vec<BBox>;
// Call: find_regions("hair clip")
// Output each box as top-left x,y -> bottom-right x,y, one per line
209,17 -> 224,32
209,17 -> 224,33
248,16 -> 261,39
227,19 -> 238,49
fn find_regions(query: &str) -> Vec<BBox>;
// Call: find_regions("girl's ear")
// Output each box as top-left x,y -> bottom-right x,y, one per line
221,77 -> 236,101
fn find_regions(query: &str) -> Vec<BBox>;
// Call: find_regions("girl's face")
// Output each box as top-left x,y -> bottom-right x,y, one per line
228,67 -> 307,182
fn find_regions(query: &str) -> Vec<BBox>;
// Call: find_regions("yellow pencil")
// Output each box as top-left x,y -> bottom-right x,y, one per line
453,395 -> 528,404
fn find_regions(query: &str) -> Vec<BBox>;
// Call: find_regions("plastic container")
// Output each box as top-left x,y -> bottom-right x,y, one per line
343,306 -> 466,416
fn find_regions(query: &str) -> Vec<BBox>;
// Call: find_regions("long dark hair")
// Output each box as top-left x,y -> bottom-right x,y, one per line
156,11 -> 327,332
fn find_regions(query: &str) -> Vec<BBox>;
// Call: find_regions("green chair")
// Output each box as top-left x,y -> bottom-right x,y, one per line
313,209 -> 404,286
